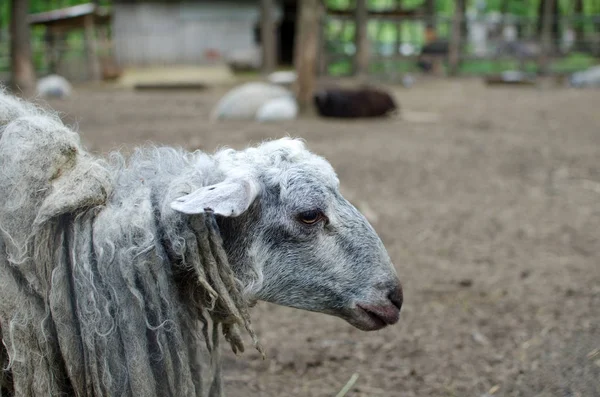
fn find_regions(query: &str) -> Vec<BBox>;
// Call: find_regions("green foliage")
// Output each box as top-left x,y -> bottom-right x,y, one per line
0,1 -> 9,30
325,0 -> 600,16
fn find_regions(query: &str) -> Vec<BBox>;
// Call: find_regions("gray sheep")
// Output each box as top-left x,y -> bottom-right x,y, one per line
0,89 -> 402,397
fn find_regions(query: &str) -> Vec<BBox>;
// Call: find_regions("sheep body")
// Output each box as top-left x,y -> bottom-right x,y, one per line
267,71 -> 297,86
256,96 -> 298,122
210,82 -> 295,121
0,90 -> 259,397
0,87 -> 403,397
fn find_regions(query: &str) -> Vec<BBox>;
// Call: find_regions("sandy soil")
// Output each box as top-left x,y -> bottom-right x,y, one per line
44,78 -> 600,397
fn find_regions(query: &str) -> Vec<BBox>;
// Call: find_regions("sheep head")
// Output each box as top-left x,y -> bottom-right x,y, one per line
171,138 -> 402,332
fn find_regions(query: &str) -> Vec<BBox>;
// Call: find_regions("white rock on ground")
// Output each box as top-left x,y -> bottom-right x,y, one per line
36,74 -> 72,99
570,65 -> 600,88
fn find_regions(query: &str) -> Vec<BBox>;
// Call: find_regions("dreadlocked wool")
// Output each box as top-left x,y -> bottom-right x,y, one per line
0,90 -> 263,397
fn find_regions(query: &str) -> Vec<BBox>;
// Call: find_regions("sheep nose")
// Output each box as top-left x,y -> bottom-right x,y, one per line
375,280 -> 403,311
387,283 -> 403,311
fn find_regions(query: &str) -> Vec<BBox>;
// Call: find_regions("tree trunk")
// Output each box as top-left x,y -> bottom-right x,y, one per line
573,0 -> 584,48
539,0 -> 556,75
537,0 -> 560,53
499,0 -> 510,34
317,2 -> 326,76
10,0 -> 36,96
294,0 -> 320,113
424,0 -> 436,40
261,0 -> 276,74
0,2 -> 3,45
458,0 -> 467,44
448,0 -> 464,76
354,0 -> 369,77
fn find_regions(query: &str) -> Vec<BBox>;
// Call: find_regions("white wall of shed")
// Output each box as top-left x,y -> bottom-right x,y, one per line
113,0 -> 282,66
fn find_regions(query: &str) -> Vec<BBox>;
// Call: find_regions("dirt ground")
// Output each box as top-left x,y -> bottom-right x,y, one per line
43,78 -> 600,397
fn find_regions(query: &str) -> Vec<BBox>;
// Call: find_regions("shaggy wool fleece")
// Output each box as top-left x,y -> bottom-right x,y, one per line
0,90 -> 260,397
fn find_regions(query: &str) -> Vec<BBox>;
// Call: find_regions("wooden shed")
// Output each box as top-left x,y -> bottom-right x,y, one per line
111,0 -> 298,68
29,3 -> 112,81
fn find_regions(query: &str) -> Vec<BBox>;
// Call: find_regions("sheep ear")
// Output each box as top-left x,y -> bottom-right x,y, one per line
170,178 -> 260,217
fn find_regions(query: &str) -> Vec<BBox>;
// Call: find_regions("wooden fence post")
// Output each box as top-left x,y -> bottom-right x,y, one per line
448,0 -> 464,76
396,0 -> 403,55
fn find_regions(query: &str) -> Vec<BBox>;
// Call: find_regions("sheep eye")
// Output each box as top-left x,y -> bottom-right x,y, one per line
297,210 -> 324,225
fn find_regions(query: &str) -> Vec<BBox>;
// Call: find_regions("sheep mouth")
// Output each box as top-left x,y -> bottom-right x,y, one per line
345,304 -> 400,331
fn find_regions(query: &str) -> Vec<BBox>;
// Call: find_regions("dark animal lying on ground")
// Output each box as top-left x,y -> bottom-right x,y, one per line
313,86 -> 398,118
0,88 -> 403,397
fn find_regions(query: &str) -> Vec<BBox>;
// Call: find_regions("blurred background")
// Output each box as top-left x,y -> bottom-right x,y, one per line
1,0 -> 599,396
1,0 -> 600,84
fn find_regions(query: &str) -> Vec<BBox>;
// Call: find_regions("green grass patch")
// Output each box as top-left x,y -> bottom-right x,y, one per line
328,59 -> 353,76
551,52 -> 598,73
328,52 -> 598,78
458,60 -> 537,75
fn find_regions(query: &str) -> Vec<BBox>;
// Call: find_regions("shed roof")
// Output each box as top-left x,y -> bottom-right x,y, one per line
29,3 -> 111,27
111,0 -> 298,3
